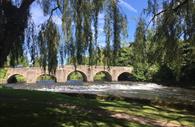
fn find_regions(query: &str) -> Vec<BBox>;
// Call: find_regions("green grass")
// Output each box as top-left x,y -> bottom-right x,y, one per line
0,88 -> 195,127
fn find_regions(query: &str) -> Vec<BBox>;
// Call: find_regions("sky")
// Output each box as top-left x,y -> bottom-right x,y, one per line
30,0 -> 148,46
120,0 -> 148,42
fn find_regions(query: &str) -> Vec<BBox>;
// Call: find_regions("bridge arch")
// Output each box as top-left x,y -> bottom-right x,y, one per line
67,70 -> 87,82
36,74 -> 57,83
7,74 -> 26,84
5,66 -> 133,83
117,72 -> 134,81
94,71 -> 112,82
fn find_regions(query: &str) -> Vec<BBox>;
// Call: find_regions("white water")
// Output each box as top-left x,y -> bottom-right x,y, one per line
6,82 -> 165,93
5,82 -> 195,104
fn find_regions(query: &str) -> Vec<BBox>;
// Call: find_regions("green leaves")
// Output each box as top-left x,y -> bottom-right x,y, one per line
133,0 -> 195,82
38,21 -> 60,74
61,0 -> 127,67
1,0 -> 128,74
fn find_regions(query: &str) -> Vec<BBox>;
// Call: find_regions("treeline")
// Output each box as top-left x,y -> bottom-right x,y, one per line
2,0 -> 195,85
66,0 -> 195,85
131,0 -> 195,85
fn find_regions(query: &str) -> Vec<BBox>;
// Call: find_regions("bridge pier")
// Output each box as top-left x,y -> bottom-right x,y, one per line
112,76 -> 118,82
55,69 -> 66,83
26,71 -> 37,83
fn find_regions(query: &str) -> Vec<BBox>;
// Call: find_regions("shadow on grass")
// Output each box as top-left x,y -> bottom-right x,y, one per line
0,89 -> 148,127
0,89 -> 194,127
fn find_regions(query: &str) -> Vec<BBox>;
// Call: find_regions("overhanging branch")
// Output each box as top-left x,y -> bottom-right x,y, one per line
147,0 -> 188,28
48,7 -> 59,21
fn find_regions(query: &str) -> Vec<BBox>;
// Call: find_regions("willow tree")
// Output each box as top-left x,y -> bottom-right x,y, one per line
133,18 -> 146,64
0,0 -> 35,67
145,0 -> 195,80
104,0 -> 128,65
38,21 -> 59,74
1,0 -> 127,74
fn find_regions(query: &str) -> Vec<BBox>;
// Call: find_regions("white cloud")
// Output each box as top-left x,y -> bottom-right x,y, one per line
30,3 -> 48,25
119,0 -> 137,13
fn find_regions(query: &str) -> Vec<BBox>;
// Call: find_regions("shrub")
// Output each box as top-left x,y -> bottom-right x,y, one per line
132,63 -> 158,81
180,63 -> 195,82
152,65 -> 175,82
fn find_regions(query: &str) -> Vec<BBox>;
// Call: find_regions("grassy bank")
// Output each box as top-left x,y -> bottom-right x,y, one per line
0,88 -> 195,127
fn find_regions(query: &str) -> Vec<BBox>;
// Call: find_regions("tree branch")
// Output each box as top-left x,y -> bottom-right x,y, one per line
20,0 -> 35,10
147,0 -> 188,28
48,6 -> 60,21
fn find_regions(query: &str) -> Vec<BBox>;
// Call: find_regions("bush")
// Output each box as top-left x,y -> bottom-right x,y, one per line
94,72 -> 111,81
180,63 -> 195,82
7,75 -> 26,83
152,65 -> 175,82
68,72 -> 83,81
132,63 -> 158,81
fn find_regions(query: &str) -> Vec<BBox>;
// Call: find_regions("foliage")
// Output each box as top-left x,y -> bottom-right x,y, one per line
180,63 -> 195,82
123,0 -> 195,83
68,72 -> 84,81
142,0 -> 195,83
0,0 -> 33,67
94,72 -> 111,81
37,74 -> 56,81
116,44 -> 133,66
38,21 -> 60,74
104,0 -> 127,65
15,75 -> 26,83
1,0 -> 195,84
0,0 -> 128,73
152,65 -> 175,82
0,68 -> 7,80
132,63 -> 158,81
133,18 -> 147,64
7,74 -> 26,83
130,18 -> 156,81
4,56 -> 29,67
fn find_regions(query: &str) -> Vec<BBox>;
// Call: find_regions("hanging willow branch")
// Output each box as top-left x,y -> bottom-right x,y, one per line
38,21 -> 60,74
1,0 -> 128,74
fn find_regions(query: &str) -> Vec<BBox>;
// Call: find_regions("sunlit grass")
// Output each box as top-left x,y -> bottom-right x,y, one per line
0,88 -> 194,127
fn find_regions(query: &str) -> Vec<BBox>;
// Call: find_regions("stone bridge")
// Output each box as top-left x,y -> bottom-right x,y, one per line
5,65 -> 133,83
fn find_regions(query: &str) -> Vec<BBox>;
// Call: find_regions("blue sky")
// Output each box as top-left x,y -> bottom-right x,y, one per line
119,0 -> 148,42
30,0 -> 148,45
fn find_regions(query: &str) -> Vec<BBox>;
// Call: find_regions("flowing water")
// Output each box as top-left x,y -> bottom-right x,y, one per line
5,81 -> 195,105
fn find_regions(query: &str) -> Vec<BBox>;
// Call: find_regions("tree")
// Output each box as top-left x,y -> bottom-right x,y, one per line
38,21 -> 60,74
0,0 -> 35,67
145,0 -> 195,65
144,0 -> 195,82
0,0 -> 128,74
133,18 -> 147,64
116,44 -> 133,66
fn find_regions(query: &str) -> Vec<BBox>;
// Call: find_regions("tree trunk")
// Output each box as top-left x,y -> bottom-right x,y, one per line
0,0 -> 35,67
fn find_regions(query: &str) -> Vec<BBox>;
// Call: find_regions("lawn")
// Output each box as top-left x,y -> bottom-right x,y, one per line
0,88 -> 195,127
